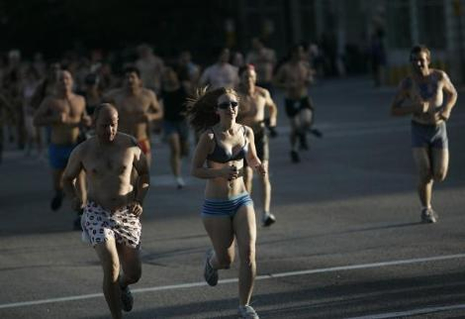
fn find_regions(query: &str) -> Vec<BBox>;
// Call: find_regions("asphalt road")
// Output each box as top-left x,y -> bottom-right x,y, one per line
1,77 -> 465,319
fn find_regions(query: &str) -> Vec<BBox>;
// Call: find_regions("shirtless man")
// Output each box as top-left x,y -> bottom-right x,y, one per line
135,44 -> 165,94
199,47 -> 239,89
245,37 -> 277,94
274,44 -> 315,163
391,45 -> 457,223
104,66 -> 163,166
62,104 -> 150,319
33,70 -> 89,213
237,65 -> 278,227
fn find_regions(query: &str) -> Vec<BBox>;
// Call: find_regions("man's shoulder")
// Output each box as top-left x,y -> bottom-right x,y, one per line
73,137 -> 94,155
141,87 -> 156,97
431,69 -> 450,82
71,93 -> 85,103
255,86 -> 269,98
399,76 -> 413,90
116,133 -> 139,147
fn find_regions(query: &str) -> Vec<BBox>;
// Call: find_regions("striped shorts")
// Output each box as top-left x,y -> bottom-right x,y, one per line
201,193 -> 253,218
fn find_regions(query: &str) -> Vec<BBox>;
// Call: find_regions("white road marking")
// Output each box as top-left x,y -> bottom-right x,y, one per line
346,303 -> 465,319
1,253 -> 465,310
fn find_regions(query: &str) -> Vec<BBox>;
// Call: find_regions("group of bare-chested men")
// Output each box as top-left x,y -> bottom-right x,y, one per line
19,42 -> 457,319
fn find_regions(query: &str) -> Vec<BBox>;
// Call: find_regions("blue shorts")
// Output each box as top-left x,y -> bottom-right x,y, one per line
49,143 -> 76,169
201,193 -> 254,218
163,120 -> 189,141
411,121 -> 448,149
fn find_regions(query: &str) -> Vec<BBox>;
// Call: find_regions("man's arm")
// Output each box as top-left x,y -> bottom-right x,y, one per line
62,145 -> 84,210
0,93 -> 14,118
131,144 -> 150,216
439,71 -> 458,120
273,65 -> 287,90
390,78 -> 426,116
263,89 -> 278,127
147,91 -> 163,121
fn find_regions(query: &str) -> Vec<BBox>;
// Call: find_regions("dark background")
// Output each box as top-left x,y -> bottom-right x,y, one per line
0,0 -> 240,62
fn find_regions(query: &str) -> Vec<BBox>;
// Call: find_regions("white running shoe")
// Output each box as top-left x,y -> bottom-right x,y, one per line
238,305 -> 259,319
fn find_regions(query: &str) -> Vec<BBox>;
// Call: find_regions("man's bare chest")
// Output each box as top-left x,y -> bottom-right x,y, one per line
241,94 -> 265,115
85,149 -> 133,177
116,95 -> 149,113
51,97 -> 83,116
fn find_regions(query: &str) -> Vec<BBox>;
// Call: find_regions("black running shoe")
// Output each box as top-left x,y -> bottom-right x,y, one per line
204,249 -> 218,286
262,213 -> 276,227
290,150 -> 300,163
120,284 -> 134,312
50,193 -> 64,211
298,133 -> 309,151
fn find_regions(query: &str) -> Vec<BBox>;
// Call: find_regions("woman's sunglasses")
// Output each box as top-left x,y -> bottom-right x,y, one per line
217,101 -> 239,109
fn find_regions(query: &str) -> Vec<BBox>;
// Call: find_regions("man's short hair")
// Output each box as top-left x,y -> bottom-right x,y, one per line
239,64 -> 255,76
93,103 -> 117,122
123,66 -> 141,78
410,45 -> 431,62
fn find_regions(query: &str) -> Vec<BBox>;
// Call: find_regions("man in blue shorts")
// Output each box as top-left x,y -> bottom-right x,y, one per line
34,70 -> 90,222
391,45 -> 457,223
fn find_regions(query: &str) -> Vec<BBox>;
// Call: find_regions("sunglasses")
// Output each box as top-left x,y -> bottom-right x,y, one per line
217,101 -> 239,109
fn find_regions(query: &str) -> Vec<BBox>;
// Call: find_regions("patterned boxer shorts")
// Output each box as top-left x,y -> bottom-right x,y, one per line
81,201 -> 142,249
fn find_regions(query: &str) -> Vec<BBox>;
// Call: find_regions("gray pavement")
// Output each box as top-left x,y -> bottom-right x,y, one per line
1,77 -> 465,318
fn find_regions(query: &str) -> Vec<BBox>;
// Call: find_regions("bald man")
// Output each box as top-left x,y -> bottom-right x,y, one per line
62,104 -> 150,319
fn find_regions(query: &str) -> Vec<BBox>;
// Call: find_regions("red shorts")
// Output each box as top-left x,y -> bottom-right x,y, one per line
138,138 -> 151,155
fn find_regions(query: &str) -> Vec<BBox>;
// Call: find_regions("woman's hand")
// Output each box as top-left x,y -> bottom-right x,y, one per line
221,165 -> 239,181
254,163 -> 266,176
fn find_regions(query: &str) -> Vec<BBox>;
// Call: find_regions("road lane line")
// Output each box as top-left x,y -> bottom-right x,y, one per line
346,303 -> 465,319
2,253 -> 465,310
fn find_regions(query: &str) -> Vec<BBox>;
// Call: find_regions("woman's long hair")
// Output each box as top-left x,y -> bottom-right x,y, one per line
185,86 -> 238,133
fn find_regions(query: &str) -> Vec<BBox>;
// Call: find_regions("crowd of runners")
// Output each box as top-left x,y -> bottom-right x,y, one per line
0,41 -> 457,318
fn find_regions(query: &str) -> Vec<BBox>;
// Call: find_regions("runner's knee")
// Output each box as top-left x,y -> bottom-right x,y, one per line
433,169 -> 447,182
239,245 -> 256,266
216,252 -> 234,269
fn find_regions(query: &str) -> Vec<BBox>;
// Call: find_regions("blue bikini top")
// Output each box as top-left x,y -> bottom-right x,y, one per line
207,126 -> 249,163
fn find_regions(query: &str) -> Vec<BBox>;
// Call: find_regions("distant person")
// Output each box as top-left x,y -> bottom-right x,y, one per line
390,45 -> 457,223
370,28 -> 387,87
0,93 -> 14,164
33,70 -> 90,225
274,44 -> 317,163
177,50 -> 201,92
246,37 -> 277,93
199,48 -> 239,89
30,62 -> 62,149
104,66 -> 163,166
62,104 -> 150,319
187,87 -> 265,319
135,43 -> 165,94
22,65 -> 42,157
237,65 -> 278,227
160,66 -> 190,188
231,50 -> 245,68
